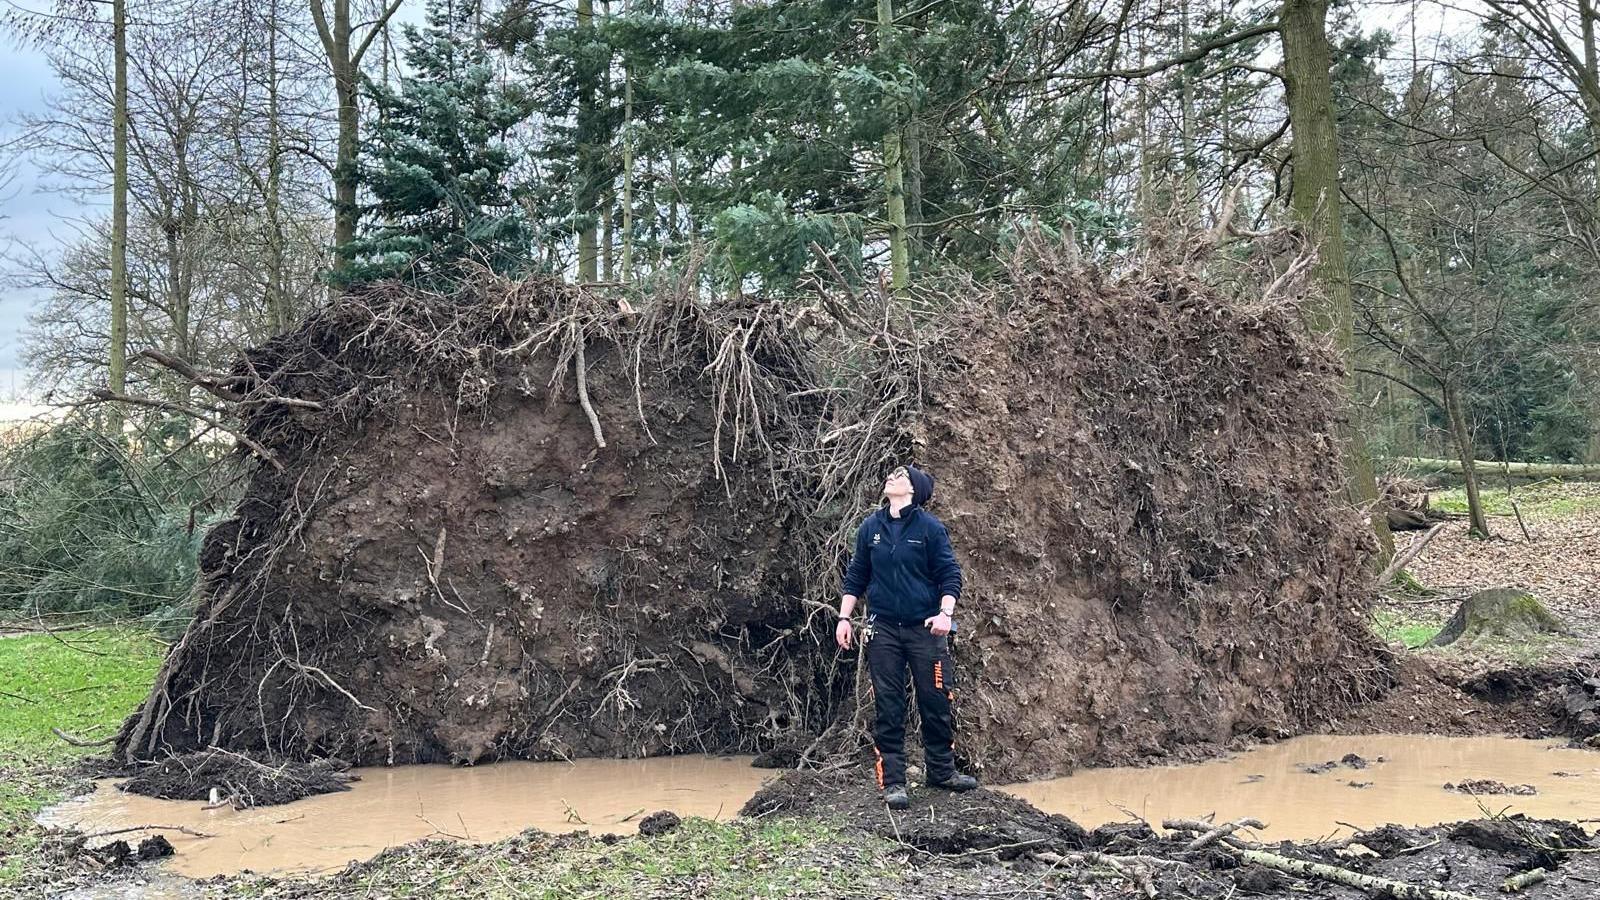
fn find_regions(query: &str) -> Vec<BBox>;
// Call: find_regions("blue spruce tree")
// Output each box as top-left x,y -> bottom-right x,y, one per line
337,0 -> 529,286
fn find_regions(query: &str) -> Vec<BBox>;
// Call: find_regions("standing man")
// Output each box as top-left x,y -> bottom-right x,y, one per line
836,463 -> 978,809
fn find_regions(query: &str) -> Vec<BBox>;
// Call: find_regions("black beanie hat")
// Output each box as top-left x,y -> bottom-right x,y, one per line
906,464 -> 935,507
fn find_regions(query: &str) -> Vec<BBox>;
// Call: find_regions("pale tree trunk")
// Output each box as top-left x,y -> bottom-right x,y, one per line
877,0 -> 910,296
1280,0 -> 1395,560
108,0 -> 129,425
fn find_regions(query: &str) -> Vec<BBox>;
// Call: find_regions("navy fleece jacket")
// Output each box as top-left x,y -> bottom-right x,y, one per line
841,505 -> 963,626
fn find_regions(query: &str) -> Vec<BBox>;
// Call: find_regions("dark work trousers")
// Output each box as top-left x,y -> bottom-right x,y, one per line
866,618 -> 956,788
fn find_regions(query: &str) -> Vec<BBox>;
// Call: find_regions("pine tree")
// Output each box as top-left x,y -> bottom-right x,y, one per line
337,0 -> 529,286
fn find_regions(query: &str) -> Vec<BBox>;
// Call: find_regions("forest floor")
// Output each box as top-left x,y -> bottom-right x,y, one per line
4,485 -> 1600,898
1374,482 -> 1600,661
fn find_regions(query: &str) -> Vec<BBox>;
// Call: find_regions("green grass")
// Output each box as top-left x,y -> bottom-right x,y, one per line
0,628 -> 164,884
227,818 -> 893,900
1429,482 -> 1600,518
1371,609 -> 1442,649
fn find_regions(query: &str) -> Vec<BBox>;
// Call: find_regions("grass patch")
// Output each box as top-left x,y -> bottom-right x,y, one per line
227,818 -> 896,900
1371,609 -> 1441,649
1429,482 -> 1600,518
0,628 -> 164,884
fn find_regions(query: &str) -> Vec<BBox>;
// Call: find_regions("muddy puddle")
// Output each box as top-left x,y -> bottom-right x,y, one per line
41,755 -> 770,879
1003,734 -> 1600,840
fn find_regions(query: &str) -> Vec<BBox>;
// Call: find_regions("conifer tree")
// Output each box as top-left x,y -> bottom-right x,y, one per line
337,0 -> 529,286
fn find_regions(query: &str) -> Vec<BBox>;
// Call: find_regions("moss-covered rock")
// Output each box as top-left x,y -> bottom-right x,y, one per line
1425,588 -> 1567,648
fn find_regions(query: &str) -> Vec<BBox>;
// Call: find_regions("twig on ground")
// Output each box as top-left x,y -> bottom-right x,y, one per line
51,727 -> 114,747
1379,522 -> 1449,584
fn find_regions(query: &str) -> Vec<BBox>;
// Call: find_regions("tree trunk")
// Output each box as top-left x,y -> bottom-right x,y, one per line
1279,0 -> 1394,560
620,11 -> 635,283
877,0 -> 910,296
330,1 -> 358,281
108,0 -> 129,427
266,0 -> 292,333
1442,381 -> 1491,537
576,0 -> 600,283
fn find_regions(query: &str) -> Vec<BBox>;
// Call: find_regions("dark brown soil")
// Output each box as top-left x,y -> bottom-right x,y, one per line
118,750 -> 354,806
1327,653 -> 1600,744
739,771 -> 1600,898
741,769 -> 1090,857
114,250 -> 1390,781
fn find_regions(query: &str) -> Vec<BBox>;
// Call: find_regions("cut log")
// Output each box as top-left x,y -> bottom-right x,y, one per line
1426,588 -> 1568,648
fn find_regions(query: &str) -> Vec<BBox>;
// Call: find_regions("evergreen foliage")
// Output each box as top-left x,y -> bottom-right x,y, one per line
336,0 -> 529,286
0,423 -> 224,628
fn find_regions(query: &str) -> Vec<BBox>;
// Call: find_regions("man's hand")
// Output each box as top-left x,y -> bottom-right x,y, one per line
835,618 -> 854,649
924,612 -> 952,637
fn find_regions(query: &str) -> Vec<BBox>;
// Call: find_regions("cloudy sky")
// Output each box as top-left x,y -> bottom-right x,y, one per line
2,37 -> 89,405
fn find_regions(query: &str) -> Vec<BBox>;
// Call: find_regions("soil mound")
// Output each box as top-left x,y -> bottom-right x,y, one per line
742,770 -> 1089,856
114,245 -> 1389,780
119,749 -> 354,806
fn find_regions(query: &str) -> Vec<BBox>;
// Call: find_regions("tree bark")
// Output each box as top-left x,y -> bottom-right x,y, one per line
1279,0 -> 1394,560
1442,381 -> 1491,537
576,0 -> 600,282
266,0 -> 291,333
310,0 -> 406,286
877,0 -> 910,296
108,0 -> 129,427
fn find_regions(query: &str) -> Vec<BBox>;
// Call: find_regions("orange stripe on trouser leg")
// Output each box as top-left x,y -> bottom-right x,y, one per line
874,748 -> 885,789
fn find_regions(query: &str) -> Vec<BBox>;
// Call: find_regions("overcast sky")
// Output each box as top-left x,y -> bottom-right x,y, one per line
1,38 -> 69,403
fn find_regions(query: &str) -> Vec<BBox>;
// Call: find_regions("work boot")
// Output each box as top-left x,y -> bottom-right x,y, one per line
883,784 -> 910,810
929,773 -> 978,792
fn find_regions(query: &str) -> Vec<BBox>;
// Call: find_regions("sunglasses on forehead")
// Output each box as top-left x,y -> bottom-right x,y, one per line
885,466 -> 909,481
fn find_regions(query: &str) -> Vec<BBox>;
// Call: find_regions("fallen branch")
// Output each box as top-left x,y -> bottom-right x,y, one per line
1163,817 -> 1263,850
82,824 -> 214,840
1502,868 -> 1546,893
1236,847 -> 1486,900
1033,850 -> 1161,898
1182,816 -> 1265,850
87,389 -> 285,472
1378,522 -> 1448,585
51,727 -> 114,747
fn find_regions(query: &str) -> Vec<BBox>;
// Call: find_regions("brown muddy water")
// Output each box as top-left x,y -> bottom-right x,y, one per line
41,755 -> 771,879
40,735 -> 1600,881
1004,734 -> 1600,840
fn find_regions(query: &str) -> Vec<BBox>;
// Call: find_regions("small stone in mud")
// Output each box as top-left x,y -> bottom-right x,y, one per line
1347,781 -> 1372,789
1239,774 -> 1264,784
1339,753 -> 1370,769
638,810 -> 682,837
1552,771 -> 1580,778
1443,779 -> 1537,795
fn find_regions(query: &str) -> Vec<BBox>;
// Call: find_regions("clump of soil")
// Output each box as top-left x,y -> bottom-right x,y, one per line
636,811 -> 681,837
1427,587 -> 1568,648
1444,779 -> 1538,796
742,770 -> 1088,857
119,749 -> 354,806
114,243 -> 1389,781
